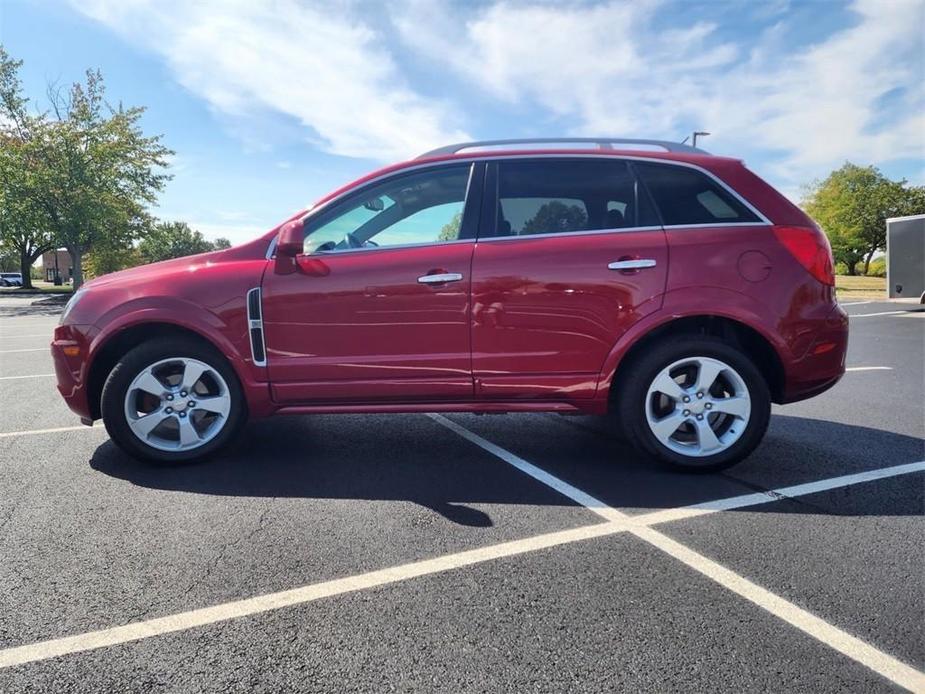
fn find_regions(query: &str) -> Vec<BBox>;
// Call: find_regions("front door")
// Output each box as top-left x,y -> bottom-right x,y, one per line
262,163 -> 481,403
470,157 -> 668,400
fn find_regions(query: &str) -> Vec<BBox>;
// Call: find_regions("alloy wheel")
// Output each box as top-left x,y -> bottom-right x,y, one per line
644,356 -> 752,458
123,357 -> 231,452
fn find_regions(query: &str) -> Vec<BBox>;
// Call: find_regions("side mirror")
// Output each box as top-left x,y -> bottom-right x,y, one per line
276,219 -> 304,258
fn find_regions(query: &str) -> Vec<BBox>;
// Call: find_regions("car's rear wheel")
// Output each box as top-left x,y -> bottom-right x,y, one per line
618,336 -> 771,472
101,337 -> 246,463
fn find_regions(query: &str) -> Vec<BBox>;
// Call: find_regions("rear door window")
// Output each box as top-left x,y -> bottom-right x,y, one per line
491,159 -> 659,237
634,162 -> 761,226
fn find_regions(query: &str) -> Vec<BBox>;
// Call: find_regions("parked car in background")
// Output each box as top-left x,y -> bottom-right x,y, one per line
52,138 -> 847,471
0,272 -> 23,287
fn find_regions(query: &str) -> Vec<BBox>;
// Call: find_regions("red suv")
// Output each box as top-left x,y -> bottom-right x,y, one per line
52,138 -> 847,471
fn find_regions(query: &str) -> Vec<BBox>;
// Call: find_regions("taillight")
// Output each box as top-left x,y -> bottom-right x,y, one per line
772,225 -> 835,286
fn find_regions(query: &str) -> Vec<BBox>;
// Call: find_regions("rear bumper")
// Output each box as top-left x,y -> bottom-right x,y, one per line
51,325 -> 93,421
780,303 -> 849,403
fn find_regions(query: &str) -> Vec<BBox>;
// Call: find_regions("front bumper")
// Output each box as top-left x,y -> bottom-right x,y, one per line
51,324 -> 94,421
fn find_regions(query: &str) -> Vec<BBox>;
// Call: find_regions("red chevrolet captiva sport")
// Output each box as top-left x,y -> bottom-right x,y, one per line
52,138 -> 848,471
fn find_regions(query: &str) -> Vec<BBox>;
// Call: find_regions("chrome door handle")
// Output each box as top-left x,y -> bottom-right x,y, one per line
608,259 -> 657,270
418,272 -> 463,284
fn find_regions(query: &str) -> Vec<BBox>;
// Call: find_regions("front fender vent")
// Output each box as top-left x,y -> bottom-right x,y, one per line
246,287 -> 267,366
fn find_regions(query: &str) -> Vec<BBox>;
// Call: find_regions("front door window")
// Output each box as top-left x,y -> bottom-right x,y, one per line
304,165 -> 472,254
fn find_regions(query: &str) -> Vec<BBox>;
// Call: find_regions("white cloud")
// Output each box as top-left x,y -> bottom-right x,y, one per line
71,0 -> 469,161
394,0 -> 738,136
72,0 -> 924,190
393,0 -> 925,187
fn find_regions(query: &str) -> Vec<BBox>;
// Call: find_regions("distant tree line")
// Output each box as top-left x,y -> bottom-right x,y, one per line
0,47 -> 230,288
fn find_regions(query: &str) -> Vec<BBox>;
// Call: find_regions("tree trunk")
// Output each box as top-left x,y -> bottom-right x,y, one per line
18,249 -> 33,289
862,249 -> 876,276
69,248 -> 84,290
845,261 -> 857,276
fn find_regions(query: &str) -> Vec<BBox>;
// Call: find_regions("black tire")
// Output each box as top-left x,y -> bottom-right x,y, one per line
617,335 -> 771,472
101,337 -> 246,464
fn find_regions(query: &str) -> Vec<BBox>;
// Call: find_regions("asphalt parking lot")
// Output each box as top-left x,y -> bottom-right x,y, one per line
0,295 -> 922,692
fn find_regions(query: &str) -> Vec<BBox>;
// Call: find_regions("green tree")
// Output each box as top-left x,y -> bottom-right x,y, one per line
138,221 -> 215,263
84,241 -> 142,279
0,246 -> 18,272
0,50 -> 57,288
522,201 -> 587,235
212,237 -> 232,250
802,163 -> 925,275
0,47 -> 172,289
437,210 -> 462,241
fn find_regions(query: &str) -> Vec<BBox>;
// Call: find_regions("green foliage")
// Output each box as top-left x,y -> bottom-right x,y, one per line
0,46 -> 173,289
437,211 -> 462,241
212,237 -> 232,250
802,163 -> 925,275
84,243 -> 143,280
0,48 -> 57,288
522,201 -> 587,235
834,258 -> 887,277
866,256 -> 886,278
0,247 -> 18,272
138,221 -> 217,264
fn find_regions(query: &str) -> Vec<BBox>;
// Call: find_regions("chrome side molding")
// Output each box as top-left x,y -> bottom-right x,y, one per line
246,287 -> 267,366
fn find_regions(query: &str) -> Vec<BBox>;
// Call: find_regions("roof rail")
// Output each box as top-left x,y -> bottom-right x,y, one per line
417,137 -> 709,159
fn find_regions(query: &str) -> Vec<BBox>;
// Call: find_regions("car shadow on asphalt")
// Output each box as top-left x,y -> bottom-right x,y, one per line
88,413 -> 924,526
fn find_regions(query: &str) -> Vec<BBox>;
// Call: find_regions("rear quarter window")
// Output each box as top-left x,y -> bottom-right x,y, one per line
634,162 -> 761,226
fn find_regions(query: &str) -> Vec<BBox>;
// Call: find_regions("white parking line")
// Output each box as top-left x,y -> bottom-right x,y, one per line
845,366 -> 893,372
634,461 -> 925,526
849,310 -> 921,318
838,301 -> 873,306
0,420 -> 922,690
629,524 -> 924,692
430,414 -> 625,522
429,415 -> 925,693
0,521 -> 629,669
0,373 -> 56,381
0,334 -> 51,339
0,348 -> 47,353
0,425 -> 98,438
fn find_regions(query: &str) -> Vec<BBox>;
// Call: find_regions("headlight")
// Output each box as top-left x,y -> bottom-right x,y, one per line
60,289 -> 86,325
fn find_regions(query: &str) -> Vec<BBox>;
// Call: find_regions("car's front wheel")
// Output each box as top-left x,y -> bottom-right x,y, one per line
618,336 -> 771,472
101,337 -> 246,463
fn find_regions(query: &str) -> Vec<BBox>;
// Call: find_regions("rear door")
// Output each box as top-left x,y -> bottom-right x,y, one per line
470,157 -> 667,400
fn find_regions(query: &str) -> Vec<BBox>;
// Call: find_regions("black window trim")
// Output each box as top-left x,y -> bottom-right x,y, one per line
631,159 -> 764,229
475,155 -> 770,243
482,157 -> 664,241
265,154 -> 769,258
282,161 -> 485,257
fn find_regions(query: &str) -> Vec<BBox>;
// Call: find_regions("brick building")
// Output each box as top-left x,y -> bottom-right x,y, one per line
41,250 -> 72,283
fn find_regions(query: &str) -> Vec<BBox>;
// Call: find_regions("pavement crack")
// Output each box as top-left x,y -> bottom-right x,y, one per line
719,472 -> 847,517
179,501 -> 274,600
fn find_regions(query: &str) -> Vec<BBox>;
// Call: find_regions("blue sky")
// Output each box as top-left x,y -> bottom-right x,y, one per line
2,0 -> 923,244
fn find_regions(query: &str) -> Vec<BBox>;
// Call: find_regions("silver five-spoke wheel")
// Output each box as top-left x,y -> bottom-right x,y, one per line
644,356 -> 751,458
124,357 -> 232,452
